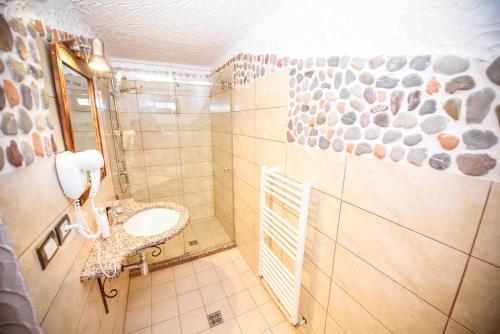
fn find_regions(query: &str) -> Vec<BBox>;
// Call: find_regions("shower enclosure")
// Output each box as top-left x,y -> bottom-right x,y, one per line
104,70 -> 235,265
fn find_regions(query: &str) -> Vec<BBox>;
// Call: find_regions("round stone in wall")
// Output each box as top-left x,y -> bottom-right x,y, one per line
319,136 -> 330,149
355,142 -> 373,155
1,112 -> 18,135
444,98 -> 461,121
403,133 -> 423,146
21,140 -> 35,165
350,98 -> 364,112
445,75 -> 475,94
18,108 -> 33,133
4,80 -> 19,108
328,56 -> 340,67
364,127 -> 380,140
340,56 -> 350,69
407,91 -> 421,111
393,112 -> 417,129
307,137 -> 317,147
0,145 -> 4,171
462,129 -> 498,150
370,104 -> 388,113
364,87 -> 376,104
0,14 -> 14,51
32,132 -> 44,157
437,133 -> 460,150
429,153 -> 451,170
386,56 -> 407,72
390,145 -> 405,162
402,73 -> 423,88
374,144 -> 386,159
466,87 -> 495,124
391,91 -> 404,115
382,130 -> 402,144
359,72 -> 374,85
351,57 -> 366,70
345,69 -> 356,85
408,148 -> 428,166
368,56 -> 385,69
0,84 -> 5,111
339,87 -> 351,99
486,56 -> 500,85
21,84 -> 32,110
456,154 -> 496,176
15,36 -> 28,60
9,18 -> 27,36
374,112 -> 389,127
6,140 -> 23,167
409,55 -> 431,71
7,56 -> 26,82
418,99 -> 437,115
360,112 -> 370,128
420,115 -> 448,134
375,76 -> 399,89
350,84 -> 362,98
432,55 -> 470,75
344,127 -> 362,140
332,138 -> 344,152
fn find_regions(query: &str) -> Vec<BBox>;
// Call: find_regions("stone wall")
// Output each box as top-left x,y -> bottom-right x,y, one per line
215,53 -> 500,180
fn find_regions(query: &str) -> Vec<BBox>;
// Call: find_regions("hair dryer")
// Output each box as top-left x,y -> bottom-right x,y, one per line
55,150 -> 110,239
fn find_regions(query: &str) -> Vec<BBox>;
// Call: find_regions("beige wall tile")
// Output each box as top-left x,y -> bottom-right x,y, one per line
307,189 -> 340,240
142,131 -> 179,149
255,107 -> 287,142
125,150 -> 145,168
343,155 -> 490,252
176,83 -> 211,97
212,131 -> 232,152
233,110 -> 256,137
188,204 -> 215,220
148,180 -> 181,199
298,287 -> 327,334
305,226 -> 335,276
183,176 -> 214,193
255,71 -> 289,109
146,165 -> 180,183
128,167 -> 147,185
178,114 -> 211,130
472,182 -> 500,267
231,81 -> 255,111
234,176 -> 255,209
177,95 -> 210,114
182,162 -> 213,178
130,183 -> 149,201
117,93 -> 139,113
144,148 -> 180,166
212,147 -> 232,167
328,283 -> 391,334
184,190 -> 214,207
0,158 -> 71,255
137,94 -> 177,113
181,146 -> 212,163
334,245 -> 447,334
179,130 -> 212,147
301,258 -> 331,310
210,112 -> 232,133
285,144 -> 346,198
233,156 -> 254,186
120,112 -> 141,131
452,258 -> 500,334
233,134 -> 255,162
135,80 -> 174,94
254,138 -> 286,172
210,90 -> 231,112
338,203 -> 467,313
139,113 -> 177,131
121,131 -> 143,150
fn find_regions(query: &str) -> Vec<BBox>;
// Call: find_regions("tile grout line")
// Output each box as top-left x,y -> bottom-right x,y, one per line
324,154 -> 348,334
441,181 -> 493,334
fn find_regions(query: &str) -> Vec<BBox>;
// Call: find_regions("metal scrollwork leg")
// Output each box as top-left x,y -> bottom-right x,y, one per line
97,277 -> 119,314
150,245 -> 162,257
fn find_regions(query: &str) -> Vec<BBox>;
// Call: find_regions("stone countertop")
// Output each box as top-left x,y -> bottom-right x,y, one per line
80,199 -> 189,282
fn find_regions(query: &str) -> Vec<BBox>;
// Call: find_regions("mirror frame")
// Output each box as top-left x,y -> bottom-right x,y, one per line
50,41 -> 106,204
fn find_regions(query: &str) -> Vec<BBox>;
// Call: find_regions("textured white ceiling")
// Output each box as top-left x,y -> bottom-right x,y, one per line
70,0 -> 283,68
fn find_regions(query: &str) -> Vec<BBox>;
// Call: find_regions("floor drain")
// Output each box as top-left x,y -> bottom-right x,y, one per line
207,310 -> 223,327
188,240 -> 198,246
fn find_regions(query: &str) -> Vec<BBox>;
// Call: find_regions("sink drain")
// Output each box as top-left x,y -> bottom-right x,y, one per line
188,240 -> 198,246
207,310 -> 223,327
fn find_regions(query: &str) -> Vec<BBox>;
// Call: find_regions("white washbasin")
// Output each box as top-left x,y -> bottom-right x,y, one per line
123,208 -> 180,237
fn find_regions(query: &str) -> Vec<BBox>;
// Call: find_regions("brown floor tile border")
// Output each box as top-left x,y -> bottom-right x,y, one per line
129,241 -> 236,278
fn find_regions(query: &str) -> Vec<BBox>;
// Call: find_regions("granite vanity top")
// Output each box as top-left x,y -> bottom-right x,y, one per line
80,199 -> 189,281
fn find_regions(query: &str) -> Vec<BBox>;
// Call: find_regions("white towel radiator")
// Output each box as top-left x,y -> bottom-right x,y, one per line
258,166 -> 312,326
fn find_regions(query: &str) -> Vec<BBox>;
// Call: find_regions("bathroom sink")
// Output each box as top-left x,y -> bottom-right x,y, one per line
123,208 -> 180,237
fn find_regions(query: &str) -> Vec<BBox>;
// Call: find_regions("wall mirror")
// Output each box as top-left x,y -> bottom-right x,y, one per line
51,41 -> 106,204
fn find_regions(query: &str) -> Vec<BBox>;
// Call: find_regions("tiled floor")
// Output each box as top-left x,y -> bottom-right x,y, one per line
124,248 -> 297,334
182,217 -> 233,254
